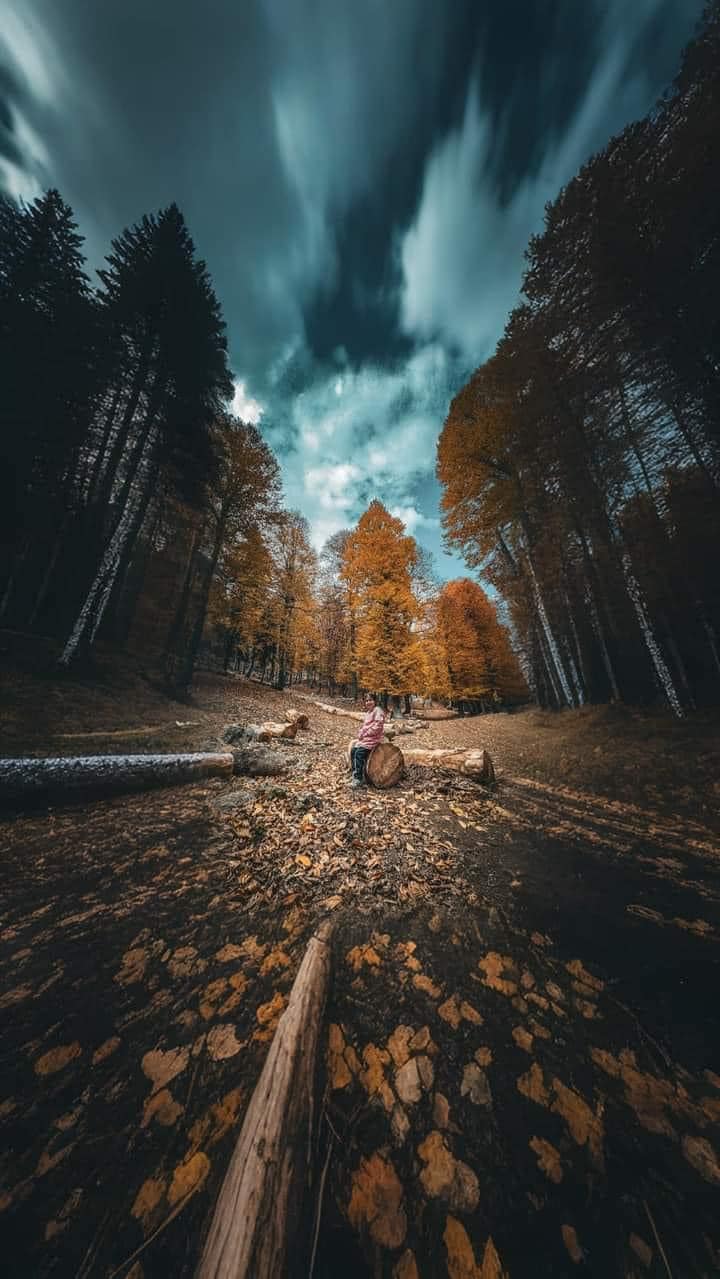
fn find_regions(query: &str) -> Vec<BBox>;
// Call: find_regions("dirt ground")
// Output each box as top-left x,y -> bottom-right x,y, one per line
1,665 -> 720,1278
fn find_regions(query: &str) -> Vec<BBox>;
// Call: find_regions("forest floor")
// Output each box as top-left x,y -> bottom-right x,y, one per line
1,656 -> 720,1278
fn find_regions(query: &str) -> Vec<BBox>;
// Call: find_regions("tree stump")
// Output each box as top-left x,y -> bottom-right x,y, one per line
366,741 -> 404,789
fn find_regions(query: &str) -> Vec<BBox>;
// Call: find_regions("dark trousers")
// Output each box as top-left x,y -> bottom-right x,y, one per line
350,744 -> 371,780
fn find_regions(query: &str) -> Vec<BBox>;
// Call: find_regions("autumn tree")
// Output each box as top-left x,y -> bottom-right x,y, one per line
436,579 -> 527,710
438,4 -> 720,713
164,415 -> 281,690
341,501 -> 419,702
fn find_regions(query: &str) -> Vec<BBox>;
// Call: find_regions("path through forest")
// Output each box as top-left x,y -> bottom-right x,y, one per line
1,675 -> 719,1277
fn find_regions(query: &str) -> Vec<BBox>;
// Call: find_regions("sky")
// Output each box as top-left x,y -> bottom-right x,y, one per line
0,0 -> 705,578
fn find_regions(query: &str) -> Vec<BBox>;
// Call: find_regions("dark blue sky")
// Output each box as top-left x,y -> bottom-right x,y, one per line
0,0 -> 704,575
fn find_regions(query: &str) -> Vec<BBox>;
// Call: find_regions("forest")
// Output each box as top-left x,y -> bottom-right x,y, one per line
2,6 -> 720,1279
438,2 -> 720,715
0,194 -> 524,712
2,5 -> 719,721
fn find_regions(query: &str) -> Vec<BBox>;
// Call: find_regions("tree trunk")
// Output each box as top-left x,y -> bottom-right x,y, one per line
196,923 -> 333,1279
365,741 -> 404,788
0,751 -> 234,808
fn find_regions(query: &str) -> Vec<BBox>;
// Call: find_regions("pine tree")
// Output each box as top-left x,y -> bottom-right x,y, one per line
0,189 -> 99,622
59,204 -> 233,668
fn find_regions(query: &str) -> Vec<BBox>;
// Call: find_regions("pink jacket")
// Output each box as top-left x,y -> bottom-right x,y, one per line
357,706 -> 385,748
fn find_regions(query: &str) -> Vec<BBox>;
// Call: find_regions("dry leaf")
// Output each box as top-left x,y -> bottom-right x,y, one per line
35,1043 -> 82,1077
348,1152 -> 407,1248
168,1151 -> 210,1205
141,1045 -> 190,1094
207,1023 -> 243,1061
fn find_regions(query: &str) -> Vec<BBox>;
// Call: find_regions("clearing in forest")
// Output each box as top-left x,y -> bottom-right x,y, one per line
1,673 -> 720,1277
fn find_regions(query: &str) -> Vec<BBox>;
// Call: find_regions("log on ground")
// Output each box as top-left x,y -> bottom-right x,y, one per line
223,720 -> 298,744
0,752 -> 235,808
196,921 -> 334,1279
366,742 -> 405,788
403,746 -> 496,784
230,745 -> 297,776
284,709 -> 310,729
294,695 -> 426,734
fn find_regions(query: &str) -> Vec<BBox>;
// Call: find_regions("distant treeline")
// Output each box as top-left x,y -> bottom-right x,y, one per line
438,1 -> 720,713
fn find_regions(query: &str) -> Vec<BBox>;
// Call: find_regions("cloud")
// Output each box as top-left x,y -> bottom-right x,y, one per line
230,380 -> 263,425
2,0 -> 702,578
400,0 -> 700,360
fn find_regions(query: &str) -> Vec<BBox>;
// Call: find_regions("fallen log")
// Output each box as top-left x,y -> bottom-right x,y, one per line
403,746 -> 496,784
284,708 -> 309,730
0,752 -> 235,807
366,741 -> 404,788
196,921 -> 334,1279
223,720 -> 298,744
229,745 -> 295,777
294,695 -> 426,734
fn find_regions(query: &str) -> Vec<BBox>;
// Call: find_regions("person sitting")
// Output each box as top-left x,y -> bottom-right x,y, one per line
349,694 -> 386,787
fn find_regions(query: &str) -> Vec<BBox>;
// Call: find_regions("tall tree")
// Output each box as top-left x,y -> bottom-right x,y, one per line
59,204 -> 233,668
342,501 -> 419,702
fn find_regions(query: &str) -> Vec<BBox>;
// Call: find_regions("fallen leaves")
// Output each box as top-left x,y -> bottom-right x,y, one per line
168,1151 -> 210,1205
328,1023 -> 353,1090
253,992 -> 286,1041
682,1134 -> 720,1184
461,1062 -> 492,1106
91,1037 -> 120,1066
417,1131 -> 479,1212
478,953 -> 517,996
413,973 -> 443,998
529,1135 -> 563,1183
561,1224 -> 583,1264
131,1176 -> 165,1222
114,947 -> 147,986
438,994 -> 483,1029
35,1042 -> 81,1077
141,1088 -> 183,1128
348,1152 -> 407,1248
206,1023 -> 243,1061
141,1045 -> 190,1094
346,943 -> 383,973
511,1026 -> 533,1054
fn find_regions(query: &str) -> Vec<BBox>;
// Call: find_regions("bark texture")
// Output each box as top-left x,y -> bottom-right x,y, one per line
196,921 -> 334,1279
0,752 -> 234,807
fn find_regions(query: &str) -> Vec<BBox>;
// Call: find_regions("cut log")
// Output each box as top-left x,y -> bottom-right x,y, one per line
403,746 -> 496,784
196,921 -> 334,1279
223,720 -> 298,745
366,741 -> 405,789
0,752 -> 234,808
257,719 -> 299,741
230,746 -> 295,777
284,708 -> 309,730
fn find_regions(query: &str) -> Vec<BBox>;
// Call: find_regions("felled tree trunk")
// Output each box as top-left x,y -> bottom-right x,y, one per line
295,695 -> 426,734
223,720 -> 298,745
196,921 -> 334,1279
0,752 -> 235,807
229,746 -> 295,776
403,746 -> 496,784
366,742 -> 405,788
284,709 -> 309,729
